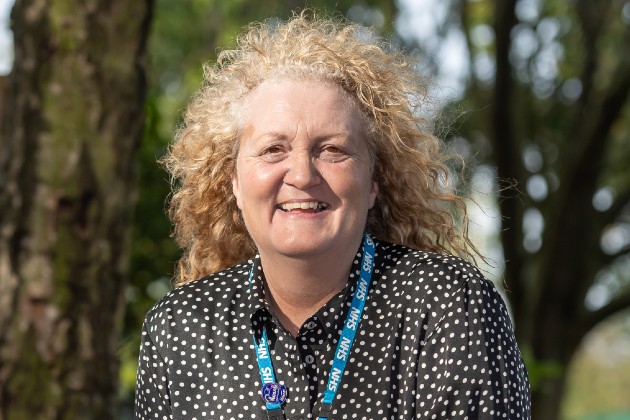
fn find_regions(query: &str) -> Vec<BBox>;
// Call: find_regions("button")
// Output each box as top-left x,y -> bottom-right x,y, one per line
305,355 -> 315,364
306,321 -> 317,330
261,383 -> 287,404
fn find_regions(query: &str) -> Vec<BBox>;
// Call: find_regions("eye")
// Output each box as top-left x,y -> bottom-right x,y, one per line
322,145 -> 343,154
256,144 -> 287,162
318,144 -> 349,162
261,145 -> 283,155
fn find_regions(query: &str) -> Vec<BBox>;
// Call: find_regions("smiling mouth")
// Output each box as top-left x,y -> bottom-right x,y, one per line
277,202 -> 329,213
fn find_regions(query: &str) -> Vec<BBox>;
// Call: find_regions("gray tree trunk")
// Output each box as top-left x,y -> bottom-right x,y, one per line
0,0 -> 153,418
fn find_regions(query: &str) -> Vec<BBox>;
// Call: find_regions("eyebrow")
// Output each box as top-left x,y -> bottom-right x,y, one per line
248,130 -> 354,142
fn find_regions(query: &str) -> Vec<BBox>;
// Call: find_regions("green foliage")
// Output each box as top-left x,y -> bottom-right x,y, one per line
569,413 -> 630,420
562,313 -> 630,419
521,345 -> 564,392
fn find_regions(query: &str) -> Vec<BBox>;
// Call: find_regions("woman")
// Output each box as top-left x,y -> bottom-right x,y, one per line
135,13 -> 531,420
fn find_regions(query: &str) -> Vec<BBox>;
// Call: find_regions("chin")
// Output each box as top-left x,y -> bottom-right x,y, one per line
267,236 -> 335,259
276,230 -> 363,259
277,242 -> 328,258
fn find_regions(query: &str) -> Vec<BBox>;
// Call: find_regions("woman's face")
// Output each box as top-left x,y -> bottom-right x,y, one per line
232,79 -> 378,261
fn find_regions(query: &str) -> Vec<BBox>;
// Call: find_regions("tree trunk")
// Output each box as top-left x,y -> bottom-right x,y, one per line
531,372 -> 569,420
0,0 -> 153,418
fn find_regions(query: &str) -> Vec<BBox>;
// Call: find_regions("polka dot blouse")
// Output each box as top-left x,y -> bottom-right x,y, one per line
135,238 -> 531,419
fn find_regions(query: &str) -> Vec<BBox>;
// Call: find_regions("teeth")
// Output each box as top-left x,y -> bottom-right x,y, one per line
279,202 -> 328,211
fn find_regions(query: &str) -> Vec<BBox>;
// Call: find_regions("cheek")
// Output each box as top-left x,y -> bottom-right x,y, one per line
233,161 -> 281,208
336,171 -> 374,204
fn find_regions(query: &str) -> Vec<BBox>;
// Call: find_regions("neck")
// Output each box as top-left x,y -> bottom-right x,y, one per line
259,243 -> 360,337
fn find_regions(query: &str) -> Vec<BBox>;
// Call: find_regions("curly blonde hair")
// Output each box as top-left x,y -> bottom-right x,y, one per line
162,12 -> 478,287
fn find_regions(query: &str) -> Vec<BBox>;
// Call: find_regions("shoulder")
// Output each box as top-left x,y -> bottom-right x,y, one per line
373,239 -> 508,329
374,242 -> 532,415
142,260 -> 252,330
375,239 -> 491,292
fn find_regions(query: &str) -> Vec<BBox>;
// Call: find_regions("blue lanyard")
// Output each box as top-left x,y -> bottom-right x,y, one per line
251,234 -> 376,420
253,329 -> 284,415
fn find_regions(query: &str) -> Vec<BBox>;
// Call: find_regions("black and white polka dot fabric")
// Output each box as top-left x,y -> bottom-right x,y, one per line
135,238 -> 531,419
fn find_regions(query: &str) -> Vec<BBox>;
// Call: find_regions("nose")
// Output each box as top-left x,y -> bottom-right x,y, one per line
283,151 -> 321,190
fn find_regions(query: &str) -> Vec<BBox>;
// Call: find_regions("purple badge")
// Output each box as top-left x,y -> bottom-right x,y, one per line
261,382 -> 287,404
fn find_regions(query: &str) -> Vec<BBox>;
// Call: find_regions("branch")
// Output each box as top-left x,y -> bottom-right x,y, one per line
552,8 -> 630,235
604,182 -> 630,223
583,184 -> 630,267
565,13 -> 630,192
570,0 -> 611,124
459,0 -> 477,89
575,67 -> 630,181
551,42 -> 630,251
0,76 -> 6,125
581,286 -> 630,339
602,247 -> 630,268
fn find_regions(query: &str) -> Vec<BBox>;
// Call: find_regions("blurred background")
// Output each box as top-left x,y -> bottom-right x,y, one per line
1,0 -> 629,419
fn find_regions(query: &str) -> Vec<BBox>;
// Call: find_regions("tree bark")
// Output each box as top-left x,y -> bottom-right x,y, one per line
0,0 -> 153,418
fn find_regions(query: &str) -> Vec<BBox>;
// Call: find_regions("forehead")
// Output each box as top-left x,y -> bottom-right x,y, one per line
242,79 -> 364,134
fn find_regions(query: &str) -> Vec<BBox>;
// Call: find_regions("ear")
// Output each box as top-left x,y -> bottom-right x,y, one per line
232,171 -> 243,210
368,180 -> 378,209
368,162 -> 381,209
